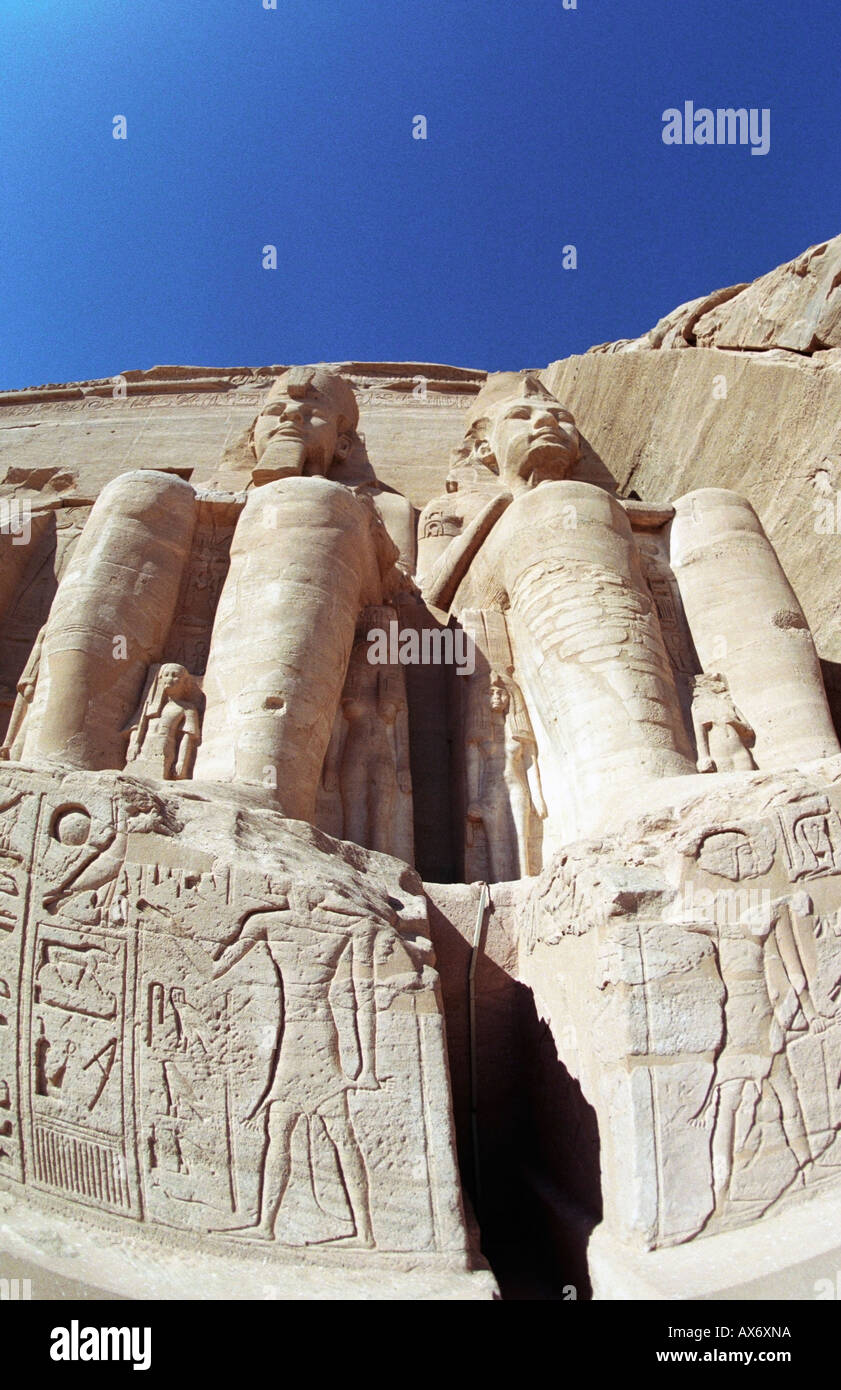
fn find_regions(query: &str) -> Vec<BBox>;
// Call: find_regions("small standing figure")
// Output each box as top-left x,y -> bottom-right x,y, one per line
123,663 -> 203,781
691,672 -> 756,774
0,625 -> 45,761
320,606 -> 414,863
465,668 -> 546,883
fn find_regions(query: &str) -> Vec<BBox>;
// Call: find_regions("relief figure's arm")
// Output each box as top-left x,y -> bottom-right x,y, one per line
352,925 -> 379,1088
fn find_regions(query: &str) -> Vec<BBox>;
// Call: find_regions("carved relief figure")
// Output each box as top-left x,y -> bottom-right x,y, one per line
691,894 -> 830,1216
691,672 -> 757,773
465,671 -> 545,883
460,608 -> 545,882
181,885 -> 410,1248
123,663 -> 203,781
320,606 -> 414,863
0,625 -> 45,762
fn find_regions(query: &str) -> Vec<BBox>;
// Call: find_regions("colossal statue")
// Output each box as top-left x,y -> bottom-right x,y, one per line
19,471 -> 197,770
420,373 -> 840,849
194,368 -> 407,819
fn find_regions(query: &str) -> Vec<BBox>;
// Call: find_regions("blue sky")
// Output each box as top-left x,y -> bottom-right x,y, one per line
1,0 -> 839,388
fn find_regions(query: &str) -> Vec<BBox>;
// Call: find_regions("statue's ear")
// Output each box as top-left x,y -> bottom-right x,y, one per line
475,439 -> 499,474
334,434 -> 353,462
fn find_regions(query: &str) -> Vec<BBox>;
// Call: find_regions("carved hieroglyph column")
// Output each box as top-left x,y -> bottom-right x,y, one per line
670,489 -> 840,768
471,480 -> 695,832
195,477 -> 392,820
22,471 -> 197,769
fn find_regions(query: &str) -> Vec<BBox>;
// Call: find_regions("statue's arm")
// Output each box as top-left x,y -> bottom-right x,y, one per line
525,746 -> 548,820
422,494 -> 511,613
174,707 -> 201,779
693,711 -> 713,771
352,926 -> 379,1087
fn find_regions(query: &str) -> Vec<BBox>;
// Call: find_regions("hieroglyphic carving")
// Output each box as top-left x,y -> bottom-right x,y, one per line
0,784 -> 39,1183
164,500 -> 239,678
636,535 -> 697,681
777,795 -> 841,881
687,821 -> 776,880
0,767 -> 469,1264
419,506 -> 463,541
18,789 -> 147,1213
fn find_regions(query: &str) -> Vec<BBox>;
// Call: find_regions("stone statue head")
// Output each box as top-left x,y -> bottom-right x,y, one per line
448,373 -> 579,495
252,366 -> 360,482
156,663 -> 194,704
692,671 -> 730,699
489,672 -> 511,714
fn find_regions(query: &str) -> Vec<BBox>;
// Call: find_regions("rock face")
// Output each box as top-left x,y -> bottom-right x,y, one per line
3,242 -> 841,1300
590,235 -> 841,355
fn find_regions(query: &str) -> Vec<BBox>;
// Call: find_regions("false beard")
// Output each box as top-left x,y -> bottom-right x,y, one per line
255,438 -> 309,479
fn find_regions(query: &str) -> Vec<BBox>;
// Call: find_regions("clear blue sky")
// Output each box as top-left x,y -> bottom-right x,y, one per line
1,0 -> 839,389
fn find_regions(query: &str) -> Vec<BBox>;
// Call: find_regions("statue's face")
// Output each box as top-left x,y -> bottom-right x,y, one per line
253,384 -> 343,477
160,664 -> 188,698
486,397 -> 578,490
489,678 -> 510,713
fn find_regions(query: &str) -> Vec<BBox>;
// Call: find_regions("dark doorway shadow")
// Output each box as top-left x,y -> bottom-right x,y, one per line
428,894 -> 602,1300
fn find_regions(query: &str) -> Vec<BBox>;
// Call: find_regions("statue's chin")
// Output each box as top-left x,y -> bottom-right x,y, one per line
519,440 -> 574,484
